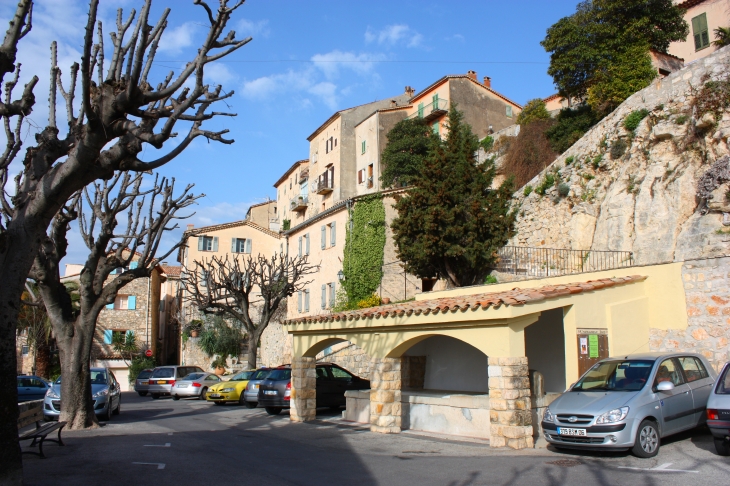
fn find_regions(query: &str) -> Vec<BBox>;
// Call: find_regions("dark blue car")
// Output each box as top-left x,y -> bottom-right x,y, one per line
17,375 -> 50,402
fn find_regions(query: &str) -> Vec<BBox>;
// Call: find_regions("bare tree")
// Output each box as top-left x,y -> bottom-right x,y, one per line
29,172 -> 199,429
182,254 -> 318,369
0,1 -> 249,479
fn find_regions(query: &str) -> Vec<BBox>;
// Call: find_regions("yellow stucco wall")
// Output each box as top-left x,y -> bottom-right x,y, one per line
668,0 -> 729,64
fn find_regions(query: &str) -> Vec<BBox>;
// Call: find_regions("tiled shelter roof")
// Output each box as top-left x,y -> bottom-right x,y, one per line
284,275 -> 646,325
161,265 -> 181,277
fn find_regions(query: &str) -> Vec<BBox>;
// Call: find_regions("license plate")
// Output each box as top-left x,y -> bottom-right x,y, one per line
157,380 -> 166,384
557,427 -> 587,436
139,381 -> 148,385
264,390 -> 277,395
209,393 -> 221,398
178,384 -> 188,388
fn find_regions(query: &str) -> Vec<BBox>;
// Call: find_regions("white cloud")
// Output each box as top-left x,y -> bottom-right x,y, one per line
307,82 -> 338,110
311,50 -> 385,79
365,24 -> 423,48
204,63 -> 237,86
158,22 -> 200,55
445,34 -> 466,43
237,18 -> 270,38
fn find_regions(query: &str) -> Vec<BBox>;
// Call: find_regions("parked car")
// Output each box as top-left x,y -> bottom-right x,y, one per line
171,372 -> 222,400
147,365 -> 204,399
205,369 -> 258,405
542,352 -> 716,458
44,367 -> 121,421
258,363 -> 370,416
17,375 -> 50,402
134,369 -> 154,396
707,361 -> 730,456
242,368 -> 273,408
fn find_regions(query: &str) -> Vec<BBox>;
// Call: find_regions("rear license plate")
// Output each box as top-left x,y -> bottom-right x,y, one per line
157,380 -> 166,384
264,390 -> 277,395
557,427 -> 587,436
178,384 -> 188,388
139,381 -> 148,385
209,393 -> 221,398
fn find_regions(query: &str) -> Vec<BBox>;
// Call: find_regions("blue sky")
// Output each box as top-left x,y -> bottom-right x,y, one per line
1,0 -> 579,266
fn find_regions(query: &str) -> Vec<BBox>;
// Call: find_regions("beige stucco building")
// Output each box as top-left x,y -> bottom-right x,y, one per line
669,0 -> 730,64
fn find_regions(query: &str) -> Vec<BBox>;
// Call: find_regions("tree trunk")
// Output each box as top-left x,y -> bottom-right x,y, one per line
35,339 -> 52,379
247,342 -> 258,370
56,316 -> 98,429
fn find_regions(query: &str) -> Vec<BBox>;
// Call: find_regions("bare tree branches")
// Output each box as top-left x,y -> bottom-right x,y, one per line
181,253 -> 318,368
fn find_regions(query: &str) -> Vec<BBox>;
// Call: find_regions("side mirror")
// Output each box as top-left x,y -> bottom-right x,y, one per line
656,381 -> 675,392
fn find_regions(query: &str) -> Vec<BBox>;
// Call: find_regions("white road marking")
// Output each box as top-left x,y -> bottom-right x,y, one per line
144,442 -> 171,447
618,462 -> 698,473
132,462 -> 165,470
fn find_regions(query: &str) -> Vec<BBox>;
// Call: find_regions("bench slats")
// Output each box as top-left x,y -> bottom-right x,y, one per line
18,422 -> 64,440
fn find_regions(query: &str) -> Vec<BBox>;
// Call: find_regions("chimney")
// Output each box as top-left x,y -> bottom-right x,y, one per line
186,224 -> 194,230
390,99 -> 397,107
467,70 -> 477,81
483,76 -> 492,88
405,86 -> 415,98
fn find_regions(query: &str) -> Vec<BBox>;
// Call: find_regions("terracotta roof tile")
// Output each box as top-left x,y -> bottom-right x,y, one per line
283,275 -> 647,325
161,265 -> 181,277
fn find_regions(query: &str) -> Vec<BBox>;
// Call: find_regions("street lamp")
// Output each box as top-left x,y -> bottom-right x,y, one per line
337,270 -> 344,281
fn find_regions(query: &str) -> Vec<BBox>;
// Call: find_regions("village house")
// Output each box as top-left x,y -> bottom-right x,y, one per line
669,0 -> 730,64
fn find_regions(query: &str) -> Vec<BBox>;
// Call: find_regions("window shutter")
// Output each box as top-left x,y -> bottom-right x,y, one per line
103,330 -> 113,344
418,102 -> 424,118
330,222 -> 336,246
198,237 -> 204,251
330,283 -> 335,306
106,303 -> 114,310
297,291 -> 302,312
298,236 -> 302,257
321,225 -> 326,249
128,295 -> 136,310
304,290 -> 310,312
129,261 -> 138,270
433,93 -> 439,110
212,236 -> 219,252
305,234 -> 310,255
321,284 -> 326,309
232,238 -> 237,253
245,239 -> 252,254
358,170 -> 363,184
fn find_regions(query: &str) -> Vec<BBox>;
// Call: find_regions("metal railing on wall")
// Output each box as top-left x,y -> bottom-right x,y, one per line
495,246 -> 634,278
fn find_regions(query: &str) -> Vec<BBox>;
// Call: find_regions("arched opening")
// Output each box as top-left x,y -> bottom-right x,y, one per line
524,307 -> 566,393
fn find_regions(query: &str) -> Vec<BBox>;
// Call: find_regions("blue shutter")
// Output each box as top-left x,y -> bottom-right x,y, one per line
297,291 -> 302,312
321,284 -> 326,309
330,222 -> 336,247
106,302 -> 114,310
321,225 -> 326,249
245,239 -> 252,254
198,237 -> 204,251
103,330 -> 113,344
129,261 -> 138,269
212,237 -> 219,252
128,295 -> 136,310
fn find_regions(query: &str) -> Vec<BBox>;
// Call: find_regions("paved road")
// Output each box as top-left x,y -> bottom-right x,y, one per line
22,392 -> 730,485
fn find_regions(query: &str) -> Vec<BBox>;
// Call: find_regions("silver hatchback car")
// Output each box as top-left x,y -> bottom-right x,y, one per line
543,352 -> 716,457
707,361 -> 730,456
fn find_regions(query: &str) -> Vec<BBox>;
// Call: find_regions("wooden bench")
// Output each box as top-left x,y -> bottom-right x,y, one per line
17,399 -> 66,459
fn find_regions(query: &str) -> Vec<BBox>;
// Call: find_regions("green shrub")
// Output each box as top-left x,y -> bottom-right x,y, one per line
693,76 -> 730,121
523,185 -> 533,197
535,173 -> 557,196
623,109 -> 650,132
558,183 -> 570,197
592,154 -> 603,169
582,173 -> 595,180
610,139 -> 628,159
356,294 -> 382,309
129,356 -> 156,384
479,135 -> 494,152
565,155 -> 575,165
282,219 -> 291,231
484,274 -> 498,285
675,114 -> 688,124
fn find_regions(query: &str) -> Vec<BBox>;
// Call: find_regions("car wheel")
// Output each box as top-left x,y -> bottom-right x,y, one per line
244,401 -> 257,409
214,401 -> 223,406
631,420 -> 660,458
102,402 -> 112,422
265,407 -> 282,416
113,399 -> 121,415
715,438 -> 730,456
151,393 -> 161,399
137,392 -> 147,397
172,395 -> 180,401
200,387 -> 208,400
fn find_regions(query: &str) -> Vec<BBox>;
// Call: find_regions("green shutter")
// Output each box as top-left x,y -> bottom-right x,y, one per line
432,122 -> 439,135
103,329 -> 113,344
298,236 -> 302,257
693,13 -> 709,50
330,283 -> 335,306
330,222 -> 336,246
321,225 -> 326,249
432,93 -> 439,110
304,290 -> 310,312
321,284 -> 326,309
418,102 -> 424,118
297,291 -> 302,312
128,295 -> 136,310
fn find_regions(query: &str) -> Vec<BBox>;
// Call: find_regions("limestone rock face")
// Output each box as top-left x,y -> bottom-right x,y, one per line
509,46 -> 730,264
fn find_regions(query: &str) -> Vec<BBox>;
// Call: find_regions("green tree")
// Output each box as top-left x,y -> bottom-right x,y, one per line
517,99 -> 551,125
391,106 -> 517,288
112,331 -> 138,368
542,0 -> 687,101
545,104 -> 601,154
380,117 -> 433,188
587,43 -> 657,113
714,27 -> 730,47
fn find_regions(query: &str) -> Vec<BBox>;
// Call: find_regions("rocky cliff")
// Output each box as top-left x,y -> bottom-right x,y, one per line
509,46 -> 730,266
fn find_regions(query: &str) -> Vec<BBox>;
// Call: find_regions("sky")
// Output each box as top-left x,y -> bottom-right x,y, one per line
0,0 -> 580,267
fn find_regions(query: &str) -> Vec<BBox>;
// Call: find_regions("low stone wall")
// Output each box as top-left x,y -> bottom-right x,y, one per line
316,341 -> 371,378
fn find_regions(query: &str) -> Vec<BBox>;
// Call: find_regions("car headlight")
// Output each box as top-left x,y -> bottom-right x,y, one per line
220,388 -> 234,392
46,388 -> 59,399
93,388 -> 109,398
595,407 -> 629,424
543,408 -> 554,423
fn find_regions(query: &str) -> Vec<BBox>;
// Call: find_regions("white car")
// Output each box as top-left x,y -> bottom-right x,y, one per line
171,372 -> 222,400
707,361 -> 730,456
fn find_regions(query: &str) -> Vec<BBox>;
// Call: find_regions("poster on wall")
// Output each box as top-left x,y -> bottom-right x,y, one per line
588,334 -> 599,358
580,337 -> 588,355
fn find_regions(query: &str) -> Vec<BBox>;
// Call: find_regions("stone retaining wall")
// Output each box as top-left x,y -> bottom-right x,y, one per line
316,341 -> 371,378
488,357 -> 533,449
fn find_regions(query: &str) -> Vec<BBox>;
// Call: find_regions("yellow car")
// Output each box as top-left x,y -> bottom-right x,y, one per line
205,370 -> 257,405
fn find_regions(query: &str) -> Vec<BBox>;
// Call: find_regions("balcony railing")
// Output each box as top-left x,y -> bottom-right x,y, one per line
314,174 -> 334,194
408,97 -> 449,123
494,246 -> 634,278
290,195 -> 308,211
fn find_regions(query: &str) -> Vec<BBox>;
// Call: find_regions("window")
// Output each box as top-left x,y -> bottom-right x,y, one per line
159,300 -> 165,312
232,238 -> 251,254
367,164 -> 374,189
103,329 -> 132,344
21,345 -> 29,356
331,367 -> 354,381
692,13 -> 710,51
678,356 -> 709,382
506,105 -> 513,118
17,377 -> 45,388
654,358 -> 684,388
717,365 -> 730,394
361,140 -> 366,154
432,122 -> 439,135
571,360 -> 653,391
201,270 -> 209,288
107,295 -> 136,310
358,169 -> 365,184
198,235 -> 218,252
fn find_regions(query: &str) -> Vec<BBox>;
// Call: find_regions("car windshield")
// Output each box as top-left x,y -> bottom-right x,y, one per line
55,371 -> 107,385
266,369 -> 291,380
182,373 -> 204,381
572,360 -> 654,392
138,370 -> 152,379
230,371 -> 254,381
151,368 -> 175,378
252,369 -> 271,380
716,365 -> 730,395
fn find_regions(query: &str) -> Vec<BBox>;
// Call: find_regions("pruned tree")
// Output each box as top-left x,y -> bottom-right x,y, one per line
182,254 -> 319,369
0,1 -> 250,480
29,171 -> 200,429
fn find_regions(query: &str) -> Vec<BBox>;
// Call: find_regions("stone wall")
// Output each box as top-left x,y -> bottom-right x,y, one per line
370,357 -> 403,433
94,277 -> 151,359
316,341 -> 371,378
487,357 -> 533,450
650,256 -> 730,372
260,320 -> 292,367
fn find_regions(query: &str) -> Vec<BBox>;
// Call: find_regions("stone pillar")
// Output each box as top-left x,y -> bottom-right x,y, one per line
369,357 -> 403,433
290,356 -> 316,422
488,357 -> 533,449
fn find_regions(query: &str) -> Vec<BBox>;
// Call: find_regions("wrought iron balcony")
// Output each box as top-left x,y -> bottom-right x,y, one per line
408,97 -> 449,123
314,175 -> 334,194
494,246 -> 634,278
290,195 -> 308,211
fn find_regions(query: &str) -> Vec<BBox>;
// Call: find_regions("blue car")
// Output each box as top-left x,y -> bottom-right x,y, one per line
17,375 -> 50,402
43,367 -> 121,421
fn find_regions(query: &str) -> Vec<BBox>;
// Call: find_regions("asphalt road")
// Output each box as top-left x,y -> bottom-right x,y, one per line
21,392 -> 730,485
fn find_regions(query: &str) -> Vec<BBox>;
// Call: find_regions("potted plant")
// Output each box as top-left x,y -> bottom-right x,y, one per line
185,320 -> 203,338
211,356 -> 227,375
